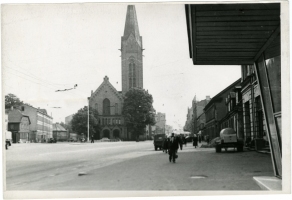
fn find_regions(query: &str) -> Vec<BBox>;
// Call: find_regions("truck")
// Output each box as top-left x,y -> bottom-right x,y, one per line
214,128 -> 244,153
5,131 -> 12,150
153,134 -> 166,151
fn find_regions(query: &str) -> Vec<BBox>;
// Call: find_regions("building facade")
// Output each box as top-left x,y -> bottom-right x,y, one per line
89,5 -> 144,141
219,85 -> 244,140
121,5 -> 143,94
204,79 -> 241,140
53,123 -> 69,141
185,2 -> 282,178
192,96 -> 211,135
7,108 -> 31,143
89,76 -> 125,140
184,107 -> 193,132
241,64 -> 267,150
20,104 -> 53,142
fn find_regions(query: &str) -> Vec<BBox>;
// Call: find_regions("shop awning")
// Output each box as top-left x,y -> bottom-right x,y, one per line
185,3 -> 280,65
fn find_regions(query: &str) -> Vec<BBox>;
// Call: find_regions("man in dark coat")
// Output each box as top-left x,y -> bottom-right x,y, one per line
193,135 -> 198,148
168,133 -> 179,163
91,134 -> 94,143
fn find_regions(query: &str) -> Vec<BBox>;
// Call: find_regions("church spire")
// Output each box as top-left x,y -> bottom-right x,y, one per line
123,5 -> 141,46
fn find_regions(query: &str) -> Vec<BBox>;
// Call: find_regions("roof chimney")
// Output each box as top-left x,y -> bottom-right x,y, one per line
206,96 -> 211,101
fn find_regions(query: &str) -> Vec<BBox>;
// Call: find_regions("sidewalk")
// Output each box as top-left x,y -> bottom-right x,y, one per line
53,142 -> 274,190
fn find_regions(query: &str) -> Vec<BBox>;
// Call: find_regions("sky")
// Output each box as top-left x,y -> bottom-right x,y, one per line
1,3 -> 241,129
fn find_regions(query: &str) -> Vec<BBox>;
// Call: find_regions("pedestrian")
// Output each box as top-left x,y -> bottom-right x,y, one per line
168,133 -> 179,163
184,136 -> 187,146
91,134 -> 94,143
198,135 -> 202,143
193,134 -> 198,148
206,135 -> 210,145
179,135 -> 183,150
163,137 -> 169,153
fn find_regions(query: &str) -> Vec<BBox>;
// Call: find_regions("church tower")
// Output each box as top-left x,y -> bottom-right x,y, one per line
121,5 -> 143,94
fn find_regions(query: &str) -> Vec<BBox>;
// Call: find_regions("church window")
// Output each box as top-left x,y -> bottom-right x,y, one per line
129,60 -> 136,89
102,118 -> 104,125
115,103 -> 118,114
103,98 -> 110,115
95,103 -> 98,111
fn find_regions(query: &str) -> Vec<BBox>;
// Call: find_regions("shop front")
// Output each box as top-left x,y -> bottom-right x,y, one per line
185,3 -> 284,179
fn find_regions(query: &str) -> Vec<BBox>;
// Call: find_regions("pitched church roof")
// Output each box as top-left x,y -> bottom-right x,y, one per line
123,5 -> 141,46
91,76 -> 123,101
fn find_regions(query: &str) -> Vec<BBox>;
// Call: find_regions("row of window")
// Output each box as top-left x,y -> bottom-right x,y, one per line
100,118 -> 122,126
37,120 -> 52,128
37,115 -> 53,125
37,124 -> 52,132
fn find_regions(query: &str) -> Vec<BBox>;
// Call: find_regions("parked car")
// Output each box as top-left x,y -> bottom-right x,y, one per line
68,138 -> 77,142
100,137 -> 110,142
185,136 -> 193,143
153,134 -> 166,151
214,128 -> 244,153
48,138 -> 57,143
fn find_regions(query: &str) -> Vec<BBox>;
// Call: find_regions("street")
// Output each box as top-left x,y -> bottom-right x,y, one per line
5,141 -> 274,190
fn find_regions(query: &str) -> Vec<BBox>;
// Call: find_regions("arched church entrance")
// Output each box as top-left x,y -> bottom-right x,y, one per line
113,129 -> 120,139
94,130 -> 100,140
102,129 -> 110,138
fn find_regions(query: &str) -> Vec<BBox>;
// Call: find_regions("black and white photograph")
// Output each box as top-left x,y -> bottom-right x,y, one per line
1,0 -> 290,198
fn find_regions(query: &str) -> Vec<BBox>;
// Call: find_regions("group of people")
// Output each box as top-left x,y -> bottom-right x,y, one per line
162,133 -> 206,163
162,133 -> 189,163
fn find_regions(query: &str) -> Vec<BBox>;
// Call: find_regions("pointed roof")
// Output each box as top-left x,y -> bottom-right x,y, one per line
53,123 -> 67,131
91,76 -> 123,101
123,5 -> 141,46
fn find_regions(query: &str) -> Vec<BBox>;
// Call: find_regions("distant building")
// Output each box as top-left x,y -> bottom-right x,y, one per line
155,112 -> 166,134
19,104 -> 53,142
196,112 -> 206,137
53,123 -> 68,142
88,5 -> 144,141
183,107 -> 193,132
192,96 -> 211,135
7,108 -> 31,143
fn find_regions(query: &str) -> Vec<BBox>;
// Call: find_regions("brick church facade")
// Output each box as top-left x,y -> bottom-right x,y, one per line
89,5 -> 143,140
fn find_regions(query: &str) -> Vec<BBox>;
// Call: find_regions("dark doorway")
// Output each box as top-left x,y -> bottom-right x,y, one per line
103,129 -> 110,138
113,129 -> 120,138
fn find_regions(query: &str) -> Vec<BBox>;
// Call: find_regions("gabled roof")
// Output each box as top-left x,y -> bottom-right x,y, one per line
53,123 -> 67,131
8,109 -> 31,124
91,76 -> 123,101
204,78 -> 241,111
123,5 -> 142,46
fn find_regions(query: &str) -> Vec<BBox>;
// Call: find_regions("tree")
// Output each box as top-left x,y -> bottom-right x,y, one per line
5,93 -> 23,109
71,106 -> 100,138
122,88 -> 156,141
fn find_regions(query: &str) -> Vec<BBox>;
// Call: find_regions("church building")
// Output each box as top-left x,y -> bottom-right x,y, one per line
89,5 -> 144,140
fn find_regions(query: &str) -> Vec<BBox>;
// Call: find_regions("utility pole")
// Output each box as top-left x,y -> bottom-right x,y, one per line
87,97 -> 90,142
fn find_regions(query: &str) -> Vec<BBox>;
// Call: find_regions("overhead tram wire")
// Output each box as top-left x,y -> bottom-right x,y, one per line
4,61 -> 89,98
4,58 -> 94,96
4,70 -> 85,99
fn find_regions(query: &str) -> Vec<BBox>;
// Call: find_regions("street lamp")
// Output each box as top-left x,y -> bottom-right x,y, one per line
87,97 -> 90,142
